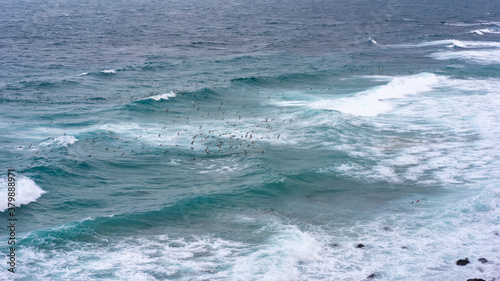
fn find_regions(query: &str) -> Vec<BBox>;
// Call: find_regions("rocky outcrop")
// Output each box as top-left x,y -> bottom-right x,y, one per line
456,258 -> 469,266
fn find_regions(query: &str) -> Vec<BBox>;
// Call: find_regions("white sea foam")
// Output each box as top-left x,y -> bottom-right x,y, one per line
7,220 -> 326,281
8,204 -> 499,280
230,224 -> 323,281
445,21 -> 500,27
471,28 -> 500,35
430,48 -> 500,64
416,39 -> 500,48
444,22 -> 481,27
413,39 -> 500,64
310,73 -> 441,117
388,39 -> 500,50
469,28 -> 500,35
198,158 -> 245,174
7,232 -> 247,280
147,91 -> 176,101
271,100 -> 309,107
76,72 -> 88,76
100,69 -> 116,74
0,177 -> 46,212
39,135 -> 78,147
317,77 -> 500,186
293,196 -> 500,280
28,135 -> 78,151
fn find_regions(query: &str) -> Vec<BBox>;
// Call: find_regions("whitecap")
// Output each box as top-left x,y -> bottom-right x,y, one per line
470,28 -> 500,35
430,48 -> 500,64
39,135 -> 78,148
270,100 -> 309,107
230,224 -> 323,281
311,73 -> 442,117
0,176 -> 46,212
100,69 -> 116,74
416,39 -> 500,48
444,22 -> 481,27
147,91 -> 176,101
388,39 -> 500,49
445,21 -> 500,27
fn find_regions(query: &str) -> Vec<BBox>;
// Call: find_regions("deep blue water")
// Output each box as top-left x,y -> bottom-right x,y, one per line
1,0 -> 500,280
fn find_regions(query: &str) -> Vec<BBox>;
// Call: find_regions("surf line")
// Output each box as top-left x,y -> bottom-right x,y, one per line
6,169 -> 17,274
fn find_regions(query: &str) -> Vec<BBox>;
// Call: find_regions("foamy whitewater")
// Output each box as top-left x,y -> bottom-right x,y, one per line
1,0 -> 499,280
0,177 -> 45,212
310,73 -> 442,116
147,92 -> 177,101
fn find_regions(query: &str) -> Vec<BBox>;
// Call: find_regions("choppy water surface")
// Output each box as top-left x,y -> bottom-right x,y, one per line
1,0 -> 499,280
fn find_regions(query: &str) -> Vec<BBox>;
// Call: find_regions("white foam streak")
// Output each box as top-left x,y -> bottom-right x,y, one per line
469,28 -> 500,35
445,21 -> 500,27
147,91 -> 176,101
445,22 -> 482,27
40,135 -> 78,147
477,28 -> 500,35
417,39 -> 500,48
408,39 -> 500,65
311,73 -> 441,117
100,69 -> 116,74
430,49 -> 500,64
0,177 -> 46,212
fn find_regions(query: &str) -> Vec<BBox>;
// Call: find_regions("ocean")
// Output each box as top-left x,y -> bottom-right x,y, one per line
1,0 -> 499,280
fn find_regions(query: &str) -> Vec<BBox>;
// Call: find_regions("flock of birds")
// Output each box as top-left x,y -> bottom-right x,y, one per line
3,68 -> 440,207
6,85 -> 298,168
3,65 -> 447,170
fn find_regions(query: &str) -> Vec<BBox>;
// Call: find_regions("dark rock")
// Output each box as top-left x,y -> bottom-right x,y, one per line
356,244 -> 365,248
367,273 -> 378,279
401,246 -> 408,249
467,279 -> 485,281
382,226 -> 391,231
478,258 -> 488,264
456,258 -> 469,266
330,243 -> 339,247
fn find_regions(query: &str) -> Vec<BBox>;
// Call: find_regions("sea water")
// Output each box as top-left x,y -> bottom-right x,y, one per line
1,0 -> 499,280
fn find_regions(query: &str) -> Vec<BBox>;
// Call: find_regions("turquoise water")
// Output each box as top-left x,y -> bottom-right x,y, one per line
1,0 -> 500,280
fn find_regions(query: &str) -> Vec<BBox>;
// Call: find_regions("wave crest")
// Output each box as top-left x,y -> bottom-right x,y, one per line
0,176 -> 46,212
311,73 -> 441,117
146,91 -> 176,101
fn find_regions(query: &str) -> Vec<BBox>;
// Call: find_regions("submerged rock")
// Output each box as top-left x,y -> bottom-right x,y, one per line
456,258 -> 469,266
356,244 -> 365,248
467,279 -> 485,281
477,257 -> 488,264
367,272 -> 379,279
